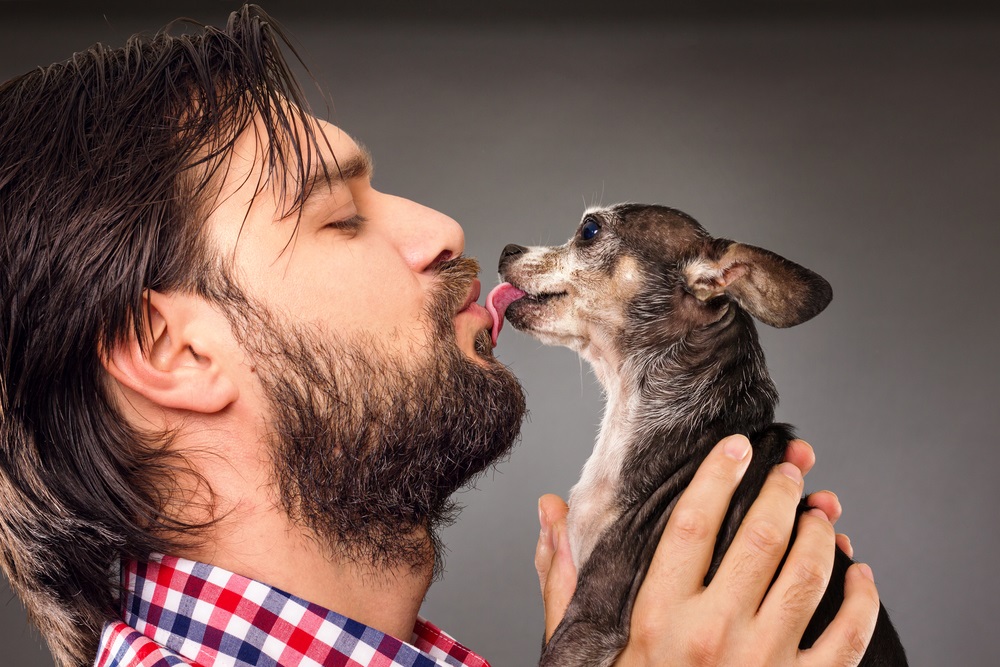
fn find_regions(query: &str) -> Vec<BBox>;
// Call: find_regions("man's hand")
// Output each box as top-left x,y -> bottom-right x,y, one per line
534,435 -> 880,666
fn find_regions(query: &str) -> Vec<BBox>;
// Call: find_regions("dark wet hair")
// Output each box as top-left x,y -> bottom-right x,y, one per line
0,5 -> 324,664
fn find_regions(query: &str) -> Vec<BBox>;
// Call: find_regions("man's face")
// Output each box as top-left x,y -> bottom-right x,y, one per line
209,116 -> 492,366
203,114 -> 525,569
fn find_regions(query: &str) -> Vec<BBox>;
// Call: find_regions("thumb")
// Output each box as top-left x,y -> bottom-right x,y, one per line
535,494 -> 577,643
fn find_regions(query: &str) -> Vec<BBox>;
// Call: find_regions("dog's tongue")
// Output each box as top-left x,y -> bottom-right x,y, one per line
486,282 -> 526,347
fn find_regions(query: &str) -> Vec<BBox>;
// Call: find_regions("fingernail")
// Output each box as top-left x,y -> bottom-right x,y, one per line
779,462 -> 803,483
539,503 -> 551,548
807,507 -> 829,522
839,534 -> 854,558
549,523 -> 560,553
724,435 -> 751,461
856,562 -> 874,582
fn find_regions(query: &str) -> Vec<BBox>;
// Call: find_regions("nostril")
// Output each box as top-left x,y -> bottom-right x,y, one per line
501,244 -> 527,260
499,244 -> 528,272
430,250 -> 453,269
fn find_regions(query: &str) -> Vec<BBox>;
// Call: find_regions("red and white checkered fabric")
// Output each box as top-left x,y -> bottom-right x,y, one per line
93,554 -> 491,667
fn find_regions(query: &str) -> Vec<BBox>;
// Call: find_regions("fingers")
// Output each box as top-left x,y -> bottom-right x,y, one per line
806,490 -> 842,525
535,494 -> 568,589
710,461 -> 804,612
836,533 -> 854,558
757,507 -> 837,642
644,434 -> 753,600
801,564 -> 880,667
806,489 -> 852,556
535,494 -> 577,643
783,439 -> 816,475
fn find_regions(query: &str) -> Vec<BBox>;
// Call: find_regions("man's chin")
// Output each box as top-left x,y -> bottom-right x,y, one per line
471,328 -> 498,363
452,320 -> 500,367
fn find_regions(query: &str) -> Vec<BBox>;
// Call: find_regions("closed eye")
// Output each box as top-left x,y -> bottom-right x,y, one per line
324,214 -> 367,236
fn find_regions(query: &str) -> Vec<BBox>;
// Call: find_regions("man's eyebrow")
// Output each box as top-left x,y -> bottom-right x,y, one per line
300,146 -> 374,200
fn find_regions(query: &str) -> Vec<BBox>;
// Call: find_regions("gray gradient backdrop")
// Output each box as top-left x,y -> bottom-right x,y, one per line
1,4 -> 997,666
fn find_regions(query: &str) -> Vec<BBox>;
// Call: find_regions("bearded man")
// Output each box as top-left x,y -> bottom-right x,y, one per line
0,6 -> 880,667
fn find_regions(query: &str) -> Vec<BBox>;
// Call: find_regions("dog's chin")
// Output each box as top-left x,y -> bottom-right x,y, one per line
505,296 -> 585,350
504,293 -> 559,330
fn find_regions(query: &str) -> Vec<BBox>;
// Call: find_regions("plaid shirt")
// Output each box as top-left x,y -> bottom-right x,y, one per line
93,554 -> 490,667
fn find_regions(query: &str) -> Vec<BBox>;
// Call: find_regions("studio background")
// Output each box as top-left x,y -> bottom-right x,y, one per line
1,2 -> 997,665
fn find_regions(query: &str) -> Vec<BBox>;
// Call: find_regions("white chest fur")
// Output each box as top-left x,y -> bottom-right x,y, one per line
566,386 -> 636,568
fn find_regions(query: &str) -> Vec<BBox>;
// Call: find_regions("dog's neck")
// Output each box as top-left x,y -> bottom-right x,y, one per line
630,307 -> 776,435
568,306 -> 779,567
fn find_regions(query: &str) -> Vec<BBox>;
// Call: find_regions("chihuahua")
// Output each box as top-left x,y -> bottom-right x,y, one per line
488,204 -> 906,666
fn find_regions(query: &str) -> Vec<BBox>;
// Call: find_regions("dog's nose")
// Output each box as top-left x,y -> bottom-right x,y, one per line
499,244 -> 528,271
502,244 -> 528,259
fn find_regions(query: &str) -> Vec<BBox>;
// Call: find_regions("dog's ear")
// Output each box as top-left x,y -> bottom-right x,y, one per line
684,241 -> 832,328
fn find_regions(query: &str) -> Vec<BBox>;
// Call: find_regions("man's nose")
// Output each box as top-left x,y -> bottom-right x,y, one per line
384,194 -> 465,273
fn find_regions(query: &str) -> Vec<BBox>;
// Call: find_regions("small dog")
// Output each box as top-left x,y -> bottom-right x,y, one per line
488,204 -> 906,666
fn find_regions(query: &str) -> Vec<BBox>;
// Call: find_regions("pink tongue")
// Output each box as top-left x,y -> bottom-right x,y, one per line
486,282 -> 526,347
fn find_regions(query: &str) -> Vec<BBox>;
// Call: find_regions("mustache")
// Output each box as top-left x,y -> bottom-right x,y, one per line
431,255 -> 482,319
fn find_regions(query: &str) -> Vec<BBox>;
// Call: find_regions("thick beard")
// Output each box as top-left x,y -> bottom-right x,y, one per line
219,257 -> 526,575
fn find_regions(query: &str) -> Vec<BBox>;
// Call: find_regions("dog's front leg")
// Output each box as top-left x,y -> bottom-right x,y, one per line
540,477 -> 686,666
539,544 -> 634,667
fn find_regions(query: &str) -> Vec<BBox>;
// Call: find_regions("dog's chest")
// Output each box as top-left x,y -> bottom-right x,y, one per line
566,391 -> 637,568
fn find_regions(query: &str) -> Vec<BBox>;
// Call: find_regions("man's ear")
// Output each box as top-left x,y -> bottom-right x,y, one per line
683,241 -> 833,328
104,290 -> 239,413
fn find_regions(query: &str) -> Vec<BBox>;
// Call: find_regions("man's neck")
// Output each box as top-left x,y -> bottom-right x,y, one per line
117,389 -> 436,642
179,501 -> 434,642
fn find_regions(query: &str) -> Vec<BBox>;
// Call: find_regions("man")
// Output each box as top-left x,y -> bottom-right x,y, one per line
0,6 -> 879,667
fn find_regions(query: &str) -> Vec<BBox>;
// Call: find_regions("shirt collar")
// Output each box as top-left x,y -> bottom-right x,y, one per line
121,553 -> 489,667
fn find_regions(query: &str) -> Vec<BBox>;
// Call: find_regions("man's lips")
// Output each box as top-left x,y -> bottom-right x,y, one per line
455,279 -> 527,348
458,279 -> 482,313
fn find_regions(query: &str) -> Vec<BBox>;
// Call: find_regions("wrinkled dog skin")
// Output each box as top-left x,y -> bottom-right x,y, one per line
497,204 -> 906,666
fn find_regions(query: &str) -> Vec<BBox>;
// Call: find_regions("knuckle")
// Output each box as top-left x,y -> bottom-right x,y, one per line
683,625 -> 726,666
835,628 -> 869,666
743,518 -> 786,557
799,512 -> 836,547
670,506 -> 713,545
790,557 -> 829,591
629,610 -> 662,648
779,581 -> 817,619
780,565 -> 829,616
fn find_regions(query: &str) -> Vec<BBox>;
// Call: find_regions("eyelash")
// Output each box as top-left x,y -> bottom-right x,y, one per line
324,214 -> 367,234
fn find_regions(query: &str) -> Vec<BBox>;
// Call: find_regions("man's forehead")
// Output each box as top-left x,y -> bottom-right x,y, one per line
307,120 -> 374,189
313,118 -> 365,165
201,114 -> 364,250
235,114 -> 363,176
214,114 -> 366,210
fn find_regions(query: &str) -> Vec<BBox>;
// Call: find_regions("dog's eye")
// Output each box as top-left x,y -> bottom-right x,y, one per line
580,217 -> 601,241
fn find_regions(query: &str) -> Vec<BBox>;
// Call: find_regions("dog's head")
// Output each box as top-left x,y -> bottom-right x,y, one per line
496,203 -> 832,368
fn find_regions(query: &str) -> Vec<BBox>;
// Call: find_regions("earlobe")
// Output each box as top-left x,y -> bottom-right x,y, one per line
104,291 -> 239,414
